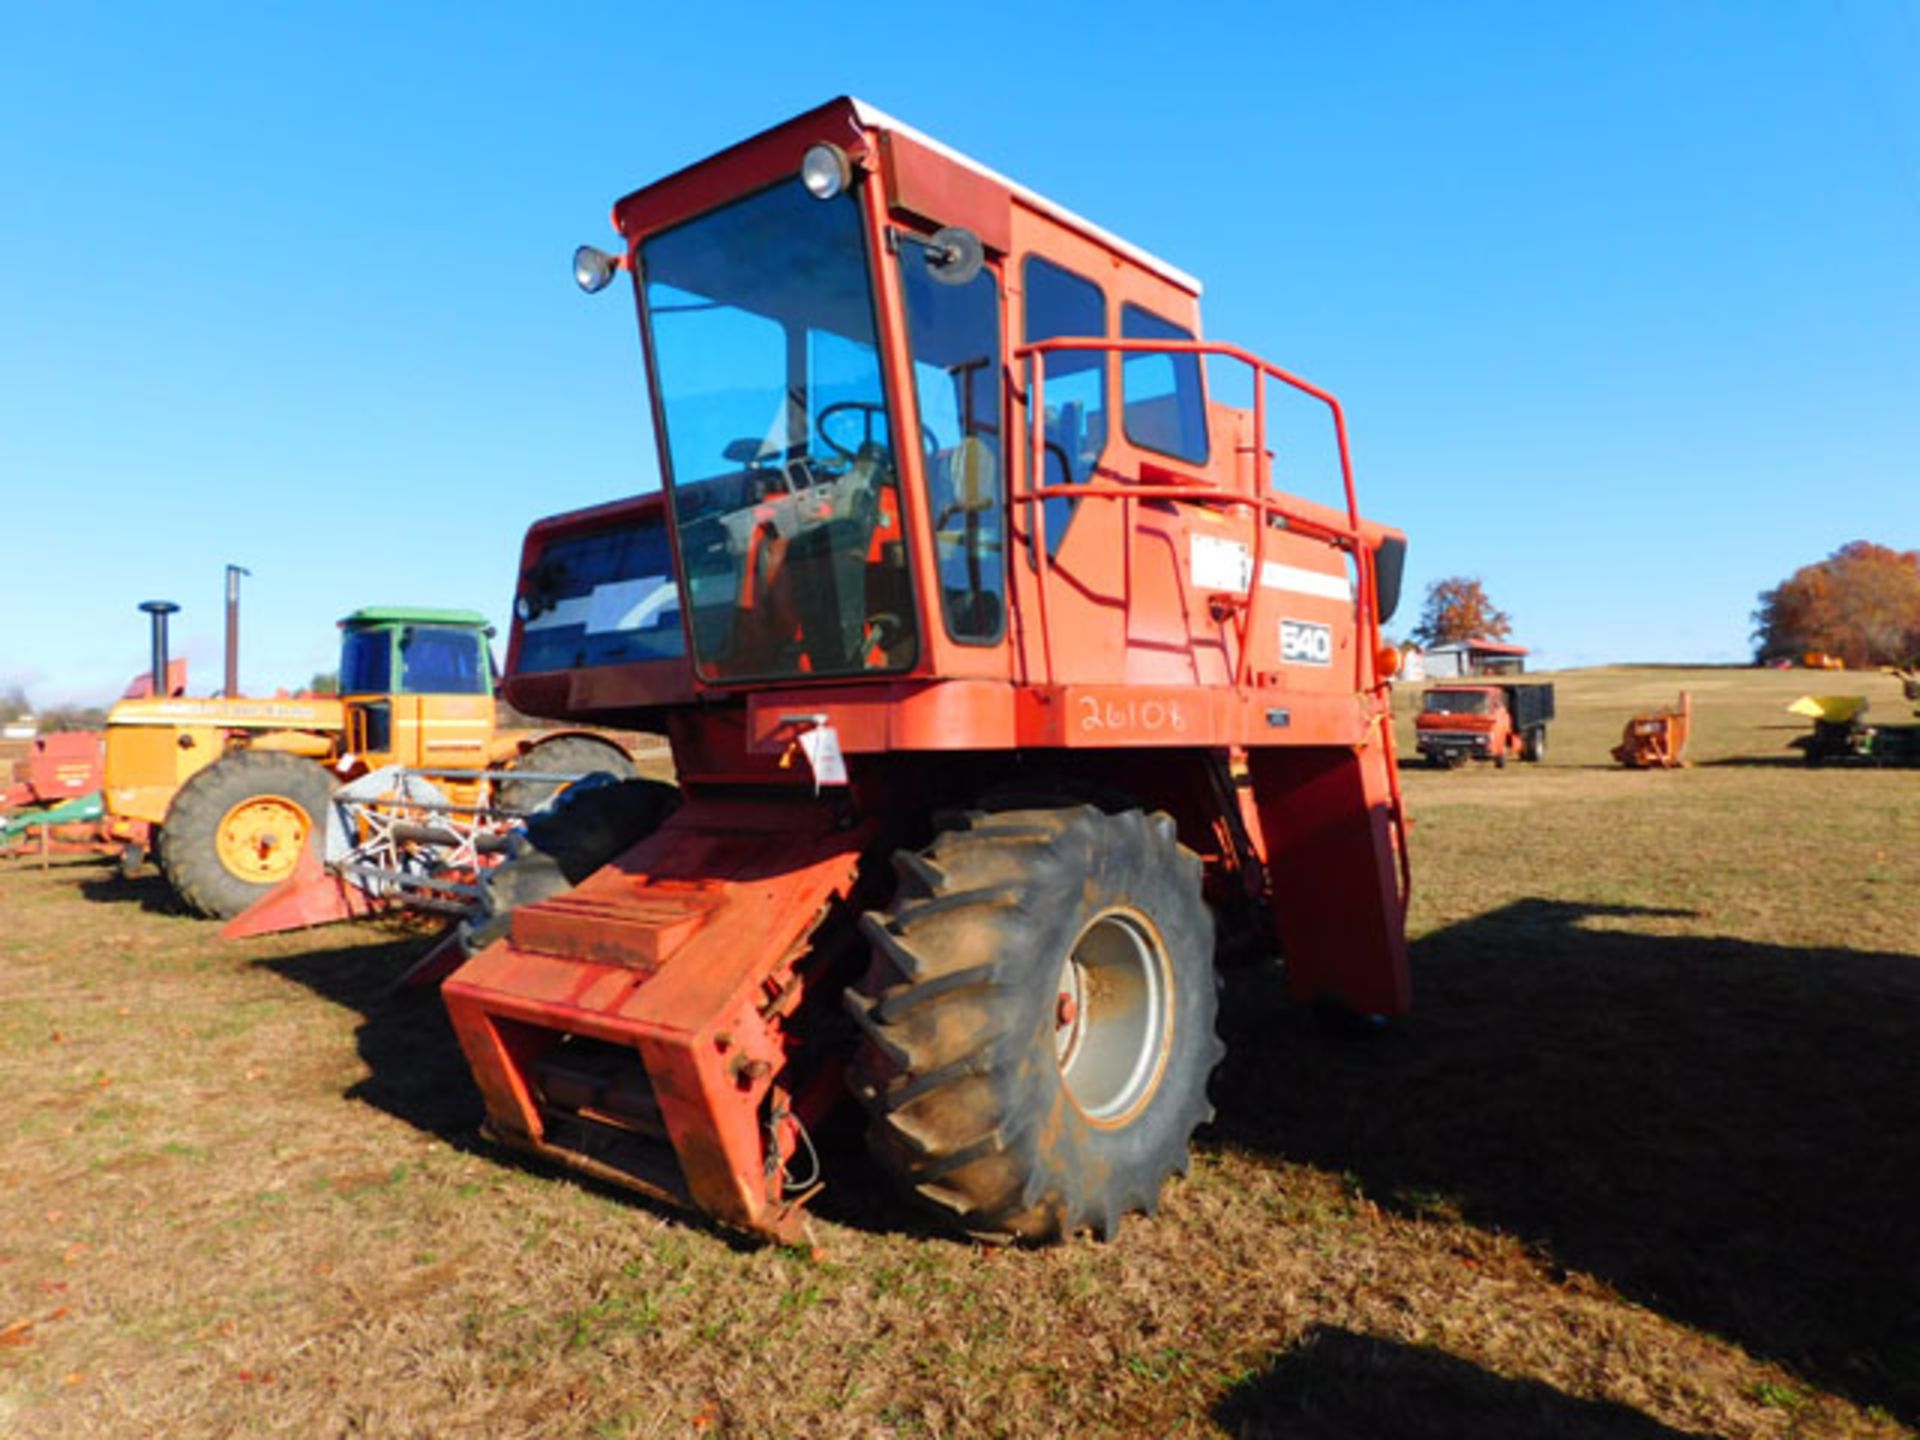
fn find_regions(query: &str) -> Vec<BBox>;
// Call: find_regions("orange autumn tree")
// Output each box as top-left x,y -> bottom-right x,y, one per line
1753,542 -> 1920,668
1412,577 -> 1512,648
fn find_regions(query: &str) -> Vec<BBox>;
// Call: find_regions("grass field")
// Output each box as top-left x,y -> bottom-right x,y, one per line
1,666 -> 1915,1438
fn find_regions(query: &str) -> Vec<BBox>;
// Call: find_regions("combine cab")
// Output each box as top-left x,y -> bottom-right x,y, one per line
443,98 -> 1412,1243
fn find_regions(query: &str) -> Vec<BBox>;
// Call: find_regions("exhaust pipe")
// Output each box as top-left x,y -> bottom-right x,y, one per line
224,564 -> 249,698
138,600 -> 180,698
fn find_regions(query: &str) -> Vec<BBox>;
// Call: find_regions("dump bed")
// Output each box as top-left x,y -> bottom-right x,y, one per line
1503,683 -> 1555,729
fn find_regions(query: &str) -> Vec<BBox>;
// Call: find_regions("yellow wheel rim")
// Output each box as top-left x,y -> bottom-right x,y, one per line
214,794 -> 311,884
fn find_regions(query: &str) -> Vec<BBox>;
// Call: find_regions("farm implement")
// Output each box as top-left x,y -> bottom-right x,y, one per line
0,731 -> 112,861
1613,691 -> 1693,769
1789,669 -> 1920,766
104,599 -> 638,919
222,757 -> 669,957
438,97 -> 1414,1245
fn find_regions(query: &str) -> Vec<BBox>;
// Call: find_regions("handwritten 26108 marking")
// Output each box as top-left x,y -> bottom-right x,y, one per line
1076,696 -> 1189,735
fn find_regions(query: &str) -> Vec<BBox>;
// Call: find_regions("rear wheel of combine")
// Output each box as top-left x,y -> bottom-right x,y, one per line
157,750 -> 336,919
847,804 -> 1221,1242
1522,727 -> 1546,763
494,734 -> 637,814
457,778 -> 679,955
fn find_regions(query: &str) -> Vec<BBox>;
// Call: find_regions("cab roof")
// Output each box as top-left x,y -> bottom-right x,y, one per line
612,96 -> 1201,296
339,607 -> 491,630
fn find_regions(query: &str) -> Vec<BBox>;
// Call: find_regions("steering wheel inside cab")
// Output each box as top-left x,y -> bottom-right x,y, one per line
816,401 -> 939,462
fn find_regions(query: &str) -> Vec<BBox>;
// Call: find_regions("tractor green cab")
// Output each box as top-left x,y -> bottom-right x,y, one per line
337,607 -> 495,699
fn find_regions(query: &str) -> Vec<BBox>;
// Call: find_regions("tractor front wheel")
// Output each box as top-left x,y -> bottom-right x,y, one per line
494,734 -> 637,814
158,750 -> 336,918
848,804 -> 1221,1242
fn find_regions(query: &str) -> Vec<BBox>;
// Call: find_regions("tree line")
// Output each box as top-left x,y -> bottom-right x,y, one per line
1405,540 -> 1918,668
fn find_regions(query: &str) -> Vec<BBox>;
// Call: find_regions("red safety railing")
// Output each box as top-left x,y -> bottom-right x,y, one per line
1014,335 -> 1410,901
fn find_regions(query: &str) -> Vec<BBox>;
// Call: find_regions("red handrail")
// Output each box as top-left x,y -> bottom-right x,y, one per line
1014,336 -> 1375,693
1014,335 -> 1410,905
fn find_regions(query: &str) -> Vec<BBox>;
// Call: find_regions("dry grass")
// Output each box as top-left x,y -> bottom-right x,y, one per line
1,666 -> 1915,1437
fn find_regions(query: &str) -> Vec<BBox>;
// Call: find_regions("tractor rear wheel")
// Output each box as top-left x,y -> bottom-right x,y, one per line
847,804 -> 1221,1242
494,734 -> 637,814
457,778 -> 679,955
158,750 -> 336,919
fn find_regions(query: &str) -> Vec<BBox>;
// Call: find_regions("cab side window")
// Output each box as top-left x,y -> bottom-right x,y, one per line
900,246 -> 1006,643
1121,304 -> 1208,465
1023,257 -> 1108,555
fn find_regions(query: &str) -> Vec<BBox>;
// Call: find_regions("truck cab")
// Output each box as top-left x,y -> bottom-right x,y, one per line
1415,681 -> 1554,767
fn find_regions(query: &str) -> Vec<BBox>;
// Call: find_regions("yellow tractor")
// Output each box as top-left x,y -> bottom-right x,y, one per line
104,605 -> 635,918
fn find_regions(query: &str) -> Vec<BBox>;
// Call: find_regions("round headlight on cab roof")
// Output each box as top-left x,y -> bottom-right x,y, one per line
800,143 -> 851,200
573,244 -> 620,294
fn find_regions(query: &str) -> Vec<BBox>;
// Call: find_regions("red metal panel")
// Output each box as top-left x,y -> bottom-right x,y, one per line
219,846 -> 375,939
440,795 -> 873,1238
878,129 -> 1013,254
1246,741 -> 1410,1017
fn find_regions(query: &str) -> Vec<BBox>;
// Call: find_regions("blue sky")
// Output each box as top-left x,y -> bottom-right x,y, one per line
2,2 -> 1916,705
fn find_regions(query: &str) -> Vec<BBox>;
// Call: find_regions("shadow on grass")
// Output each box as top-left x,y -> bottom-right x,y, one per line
1215,1325 -> 1712,1439
1212,899 -> 1920,1422
76,864 -> 189,914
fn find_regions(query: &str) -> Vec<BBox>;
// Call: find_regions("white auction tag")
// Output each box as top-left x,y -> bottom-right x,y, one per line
797,723 -> 848,789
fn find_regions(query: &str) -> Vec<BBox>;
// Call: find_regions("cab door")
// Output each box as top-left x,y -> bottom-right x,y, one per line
397,625 -> 494,772
339,624 -> 399,766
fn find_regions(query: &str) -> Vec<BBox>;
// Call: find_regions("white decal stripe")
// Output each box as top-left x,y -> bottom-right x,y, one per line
1259,561 -> 1354,602
1190,534 -> 1353,601
522,596 -> 593,633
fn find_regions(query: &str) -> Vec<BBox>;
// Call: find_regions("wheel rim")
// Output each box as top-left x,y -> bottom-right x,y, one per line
214,795 -> 310,884
1053,909 -> 1173,1125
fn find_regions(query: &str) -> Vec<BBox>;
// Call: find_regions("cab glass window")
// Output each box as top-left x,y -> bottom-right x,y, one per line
1022,257 -> 1107,555
899,243 -> 1004,643
338,629 -> 391,693
516,514 -> 685,672
399,626 -> 488,694
642,178 -> 916,680
1121,304 -> 1208,465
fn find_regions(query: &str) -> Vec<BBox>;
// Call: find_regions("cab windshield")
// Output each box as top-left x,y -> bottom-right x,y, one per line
1423,689 -> 1493,716
641,178 -> 915,681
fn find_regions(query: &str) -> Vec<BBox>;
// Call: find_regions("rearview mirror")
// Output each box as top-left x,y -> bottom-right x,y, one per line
1374,536 -> 1406,624
924,226 -> 985,286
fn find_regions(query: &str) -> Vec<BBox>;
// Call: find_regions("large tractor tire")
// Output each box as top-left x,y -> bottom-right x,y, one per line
493,734 -> 637,815
457,778 -> 679,955
157,750 -> 337,919
847,804 -> 1222,1242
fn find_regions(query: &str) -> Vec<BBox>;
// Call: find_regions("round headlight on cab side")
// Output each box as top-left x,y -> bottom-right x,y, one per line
800,143 -> 851,200
573,244 -> 620,294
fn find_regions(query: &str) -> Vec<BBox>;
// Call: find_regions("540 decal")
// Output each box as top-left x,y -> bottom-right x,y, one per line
1280,618 -> 1333,667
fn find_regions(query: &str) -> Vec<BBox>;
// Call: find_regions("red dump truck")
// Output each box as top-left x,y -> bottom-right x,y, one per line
1415,681 -> 1554,768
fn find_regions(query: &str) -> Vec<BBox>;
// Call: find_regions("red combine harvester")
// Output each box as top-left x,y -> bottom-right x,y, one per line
443,98 -> 1412,1243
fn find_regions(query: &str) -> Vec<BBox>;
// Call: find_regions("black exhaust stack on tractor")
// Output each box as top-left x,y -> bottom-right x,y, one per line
138,600 -> 180,698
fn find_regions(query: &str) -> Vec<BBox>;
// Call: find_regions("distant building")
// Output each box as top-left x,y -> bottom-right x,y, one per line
1422,641 -> 1529,678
